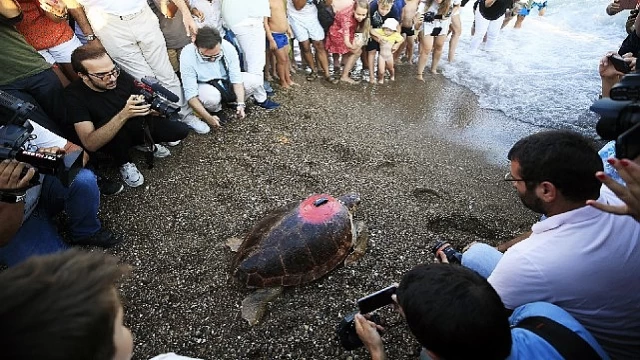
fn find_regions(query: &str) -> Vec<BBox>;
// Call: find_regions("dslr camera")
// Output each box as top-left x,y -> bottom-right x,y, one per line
336,285 -> 396,350
133,76 -> 180,120
423,11 -> 443,23
0,90 -> 83,187
591,71 -> 640,160
432,240 -> 463,264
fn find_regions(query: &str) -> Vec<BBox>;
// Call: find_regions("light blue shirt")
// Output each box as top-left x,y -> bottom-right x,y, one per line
179,40 -> 243,101
508,302 -> 610,360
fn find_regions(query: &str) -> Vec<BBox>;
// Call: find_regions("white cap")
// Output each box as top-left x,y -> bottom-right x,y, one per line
382,18 -> 399,30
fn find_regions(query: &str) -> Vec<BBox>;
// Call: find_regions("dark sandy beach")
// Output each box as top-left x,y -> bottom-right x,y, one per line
100,67 -> 538,360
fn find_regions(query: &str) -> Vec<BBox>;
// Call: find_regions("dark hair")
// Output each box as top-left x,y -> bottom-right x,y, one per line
396,264 -> 512,360
0,249 -> 130,360
71,45 -> 110,74
194,26 -> 222,49
507,130 -> 603,202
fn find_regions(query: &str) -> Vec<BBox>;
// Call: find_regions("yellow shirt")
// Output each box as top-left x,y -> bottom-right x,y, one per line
372,29 -> 404,45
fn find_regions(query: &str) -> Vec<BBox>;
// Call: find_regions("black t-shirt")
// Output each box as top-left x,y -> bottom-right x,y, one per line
619,31 -> 640,58
369,1 -> 402,29
65,71 -> 137,127
479,0 -> 510,20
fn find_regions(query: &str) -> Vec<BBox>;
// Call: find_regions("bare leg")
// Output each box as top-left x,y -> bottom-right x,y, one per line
406,35 -> 416,64
448,15 -> 461,62
275,46 -> 292,88
367,50 -> 377,83
514,15 -> 525,28
538,8 -> 546,16
387,58 -> 395,81
313,40 -> 331,80
340,48 -> 362,84
417,34 -> 434,81
332,53 -> 341,70
430,35 -> 446,74
377,56 -> 386,83
299,40 -> 317,78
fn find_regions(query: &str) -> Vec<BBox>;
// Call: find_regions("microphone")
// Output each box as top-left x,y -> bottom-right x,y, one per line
140,76 -> 180,102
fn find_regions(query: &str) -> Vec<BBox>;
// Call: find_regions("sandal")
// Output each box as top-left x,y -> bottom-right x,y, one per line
325,75 -> 339,84
306,72 -> 318,81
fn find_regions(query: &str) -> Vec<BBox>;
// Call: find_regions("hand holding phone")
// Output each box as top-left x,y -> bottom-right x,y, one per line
608,54 -> 632,74
357,285 -> 398,314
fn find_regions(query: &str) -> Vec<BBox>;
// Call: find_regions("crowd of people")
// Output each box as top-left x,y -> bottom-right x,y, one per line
2,0 -> 640,359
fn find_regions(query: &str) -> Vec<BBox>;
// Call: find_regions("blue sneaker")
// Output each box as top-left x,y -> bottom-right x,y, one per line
256,98 -> 280,110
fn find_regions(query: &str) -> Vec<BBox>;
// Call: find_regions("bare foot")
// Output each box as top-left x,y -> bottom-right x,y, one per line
279,83 -> 292,90
378,79 -> 384,84
416,74 -> 424,82
369,78 -> 376,84
430,69 -> 438,74
390,76 -> 395,81
289,81 -> 301,87
340,77 -> 357,84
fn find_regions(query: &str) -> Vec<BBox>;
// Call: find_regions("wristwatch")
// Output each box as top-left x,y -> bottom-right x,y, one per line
86,34 -> 97,41
0,192 -> 26,203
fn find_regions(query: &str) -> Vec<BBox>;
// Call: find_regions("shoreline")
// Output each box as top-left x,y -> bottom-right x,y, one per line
101,68 -> 538,359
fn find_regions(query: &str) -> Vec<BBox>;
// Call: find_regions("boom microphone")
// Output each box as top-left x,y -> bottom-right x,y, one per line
140,76 -> 180,102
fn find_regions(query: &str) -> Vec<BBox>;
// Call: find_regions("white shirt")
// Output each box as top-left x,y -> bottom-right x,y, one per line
221,0 -> 270,28
20,121 -> 67,220
488,186 -> 640,359
287,0 -> 317,20
76,0 -> 146,16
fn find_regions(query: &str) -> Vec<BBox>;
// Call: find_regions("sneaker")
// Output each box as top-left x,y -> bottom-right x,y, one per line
73,228 -> 123,248
97,176 -> 124,196
256,98 -> 280,110
182,114 -> 210,134
119,162 -> 144,187
166,140 -> 181,146
134,144 -> 171,158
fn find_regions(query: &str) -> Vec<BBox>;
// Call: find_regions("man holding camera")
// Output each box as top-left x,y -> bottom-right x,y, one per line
460,130 -> 640,359
65,45 -> 190,188
180,26 -> 279,128
0,120 -> 121,267
353,264 -> 609,360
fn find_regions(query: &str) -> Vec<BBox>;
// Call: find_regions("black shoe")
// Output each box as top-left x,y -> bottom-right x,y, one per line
213,110 -> 230,125
97,176 -> 124,196
73,229 -> 123,248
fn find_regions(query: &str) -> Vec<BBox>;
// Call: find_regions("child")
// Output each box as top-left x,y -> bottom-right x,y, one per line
325,0 -> 371,84
266,0 -> 299,89
400,0 -> 421,64
366,0 -> 401,83
371,18 -> 404,83
416,0 -> 453,79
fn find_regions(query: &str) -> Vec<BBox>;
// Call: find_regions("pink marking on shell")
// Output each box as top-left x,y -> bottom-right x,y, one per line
297,194 -> 344,224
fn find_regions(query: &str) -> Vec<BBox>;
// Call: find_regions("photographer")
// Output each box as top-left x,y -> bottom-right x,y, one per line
179,26 -> 279,128
0,120 -> 121,267
354,264 -> 609,360
599,7 -> 640,98
65,45 -> 190,188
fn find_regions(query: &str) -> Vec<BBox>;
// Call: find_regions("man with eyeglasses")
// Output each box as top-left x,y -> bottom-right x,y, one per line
179,26 -> 279,128
65,45 -> 190,188
457,130 -> 640,359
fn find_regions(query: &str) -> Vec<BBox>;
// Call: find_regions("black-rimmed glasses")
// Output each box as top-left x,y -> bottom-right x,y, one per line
504,172 -> 527,182
87,64 -> 120,81
199,49 -> 222,62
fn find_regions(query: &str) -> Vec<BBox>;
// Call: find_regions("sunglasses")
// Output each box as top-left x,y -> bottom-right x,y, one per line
199,49 -> 223,62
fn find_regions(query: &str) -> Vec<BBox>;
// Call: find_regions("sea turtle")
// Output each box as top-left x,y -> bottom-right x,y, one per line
227,193 -> 368,325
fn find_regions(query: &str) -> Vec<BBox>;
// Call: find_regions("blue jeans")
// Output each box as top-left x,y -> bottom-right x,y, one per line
0,169 -> 101,267
461,243 -> 503,279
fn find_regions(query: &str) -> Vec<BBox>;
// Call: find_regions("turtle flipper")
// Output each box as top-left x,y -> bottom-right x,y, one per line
241,287 -> 284,325
344,221 -> 368,266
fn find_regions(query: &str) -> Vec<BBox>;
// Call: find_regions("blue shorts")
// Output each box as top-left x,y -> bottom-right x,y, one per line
269,32 -> 289,50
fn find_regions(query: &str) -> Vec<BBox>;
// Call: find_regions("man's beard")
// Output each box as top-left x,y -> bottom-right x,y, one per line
519,188 -> 546,215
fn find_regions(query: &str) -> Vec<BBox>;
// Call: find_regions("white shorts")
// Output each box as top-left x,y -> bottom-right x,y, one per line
422,18 -> 451,37
38,35 -> 83,64
288,15 -> 324,43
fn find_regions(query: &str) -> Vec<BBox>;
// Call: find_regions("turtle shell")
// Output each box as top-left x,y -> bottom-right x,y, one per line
233,194 -> 354,288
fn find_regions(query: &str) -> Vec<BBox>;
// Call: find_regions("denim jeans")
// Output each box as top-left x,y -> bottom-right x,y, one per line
461,242 -> 503,279
0,68 -> 66,136
0,169 -> 101,267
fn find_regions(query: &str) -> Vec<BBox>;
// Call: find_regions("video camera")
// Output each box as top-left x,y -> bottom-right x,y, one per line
336,285 -> 396,350
591,71 -> 640,160
0,90 -> 83,187
133,76 -> 180,120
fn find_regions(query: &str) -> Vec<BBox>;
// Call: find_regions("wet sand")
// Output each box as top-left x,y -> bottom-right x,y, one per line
102,67 -> 538,359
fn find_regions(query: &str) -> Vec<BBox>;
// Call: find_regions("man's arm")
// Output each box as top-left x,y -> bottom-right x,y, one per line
61,0 -> 101,45
0,0 -> 21,18
232,83 -> 246,119
74,95 -> 150,152
187,97 -> 220,127
171,0 -> 198,36
0,160 -> 34,247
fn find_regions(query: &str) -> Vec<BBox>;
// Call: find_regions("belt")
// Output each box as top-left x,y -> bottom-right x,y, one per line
113,8 -> 144,21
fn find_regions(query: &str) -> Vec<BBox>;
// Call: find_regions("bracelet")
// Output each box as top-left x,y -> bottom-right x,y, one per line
0,191 -> 26,204
237,103 -> 246,108
53,12 -> 68,19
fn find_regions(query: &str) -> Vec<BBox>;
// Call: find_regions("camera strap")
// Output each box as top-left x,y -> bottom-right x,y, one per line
515,316 -> 602,360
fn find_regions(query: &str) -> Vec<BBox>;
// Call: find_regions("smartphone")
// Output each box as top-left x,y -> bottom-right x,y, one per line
608,54 -> 631,74
357,285 -> 397,314
619,0 -> 638,10
616,122 -> 640,159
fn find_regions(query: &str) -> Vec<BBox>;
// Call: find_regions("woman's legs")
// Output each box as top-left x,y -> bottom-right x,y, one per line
340,48 -> 362,84
430,35 -> 447,73
417,34 -> 434,81
448,14 -> 461,62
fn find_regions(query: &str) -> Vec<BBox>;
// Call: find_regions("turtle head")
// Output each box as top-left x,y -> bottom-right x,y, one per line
338,193 -> 361,212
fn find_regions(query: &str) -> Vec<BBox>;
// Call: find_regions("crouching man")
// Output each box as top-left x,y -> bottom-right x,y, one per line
0,120 -> 121,267
65,45 -> 190,188
355,264 -> 609,360
179,26 -> 279,129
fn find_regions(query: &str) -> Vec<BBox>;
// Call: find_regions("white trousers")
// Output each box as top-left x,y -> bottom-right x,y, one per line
86,4 -> 191,115
469,7 -> 504,52
198,72 -> 267,112
229,16 -> 266,77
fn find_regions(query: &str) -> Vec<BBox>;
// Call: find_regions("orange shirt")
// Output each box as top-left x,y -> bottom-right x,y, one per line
14,1 -> 74,51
